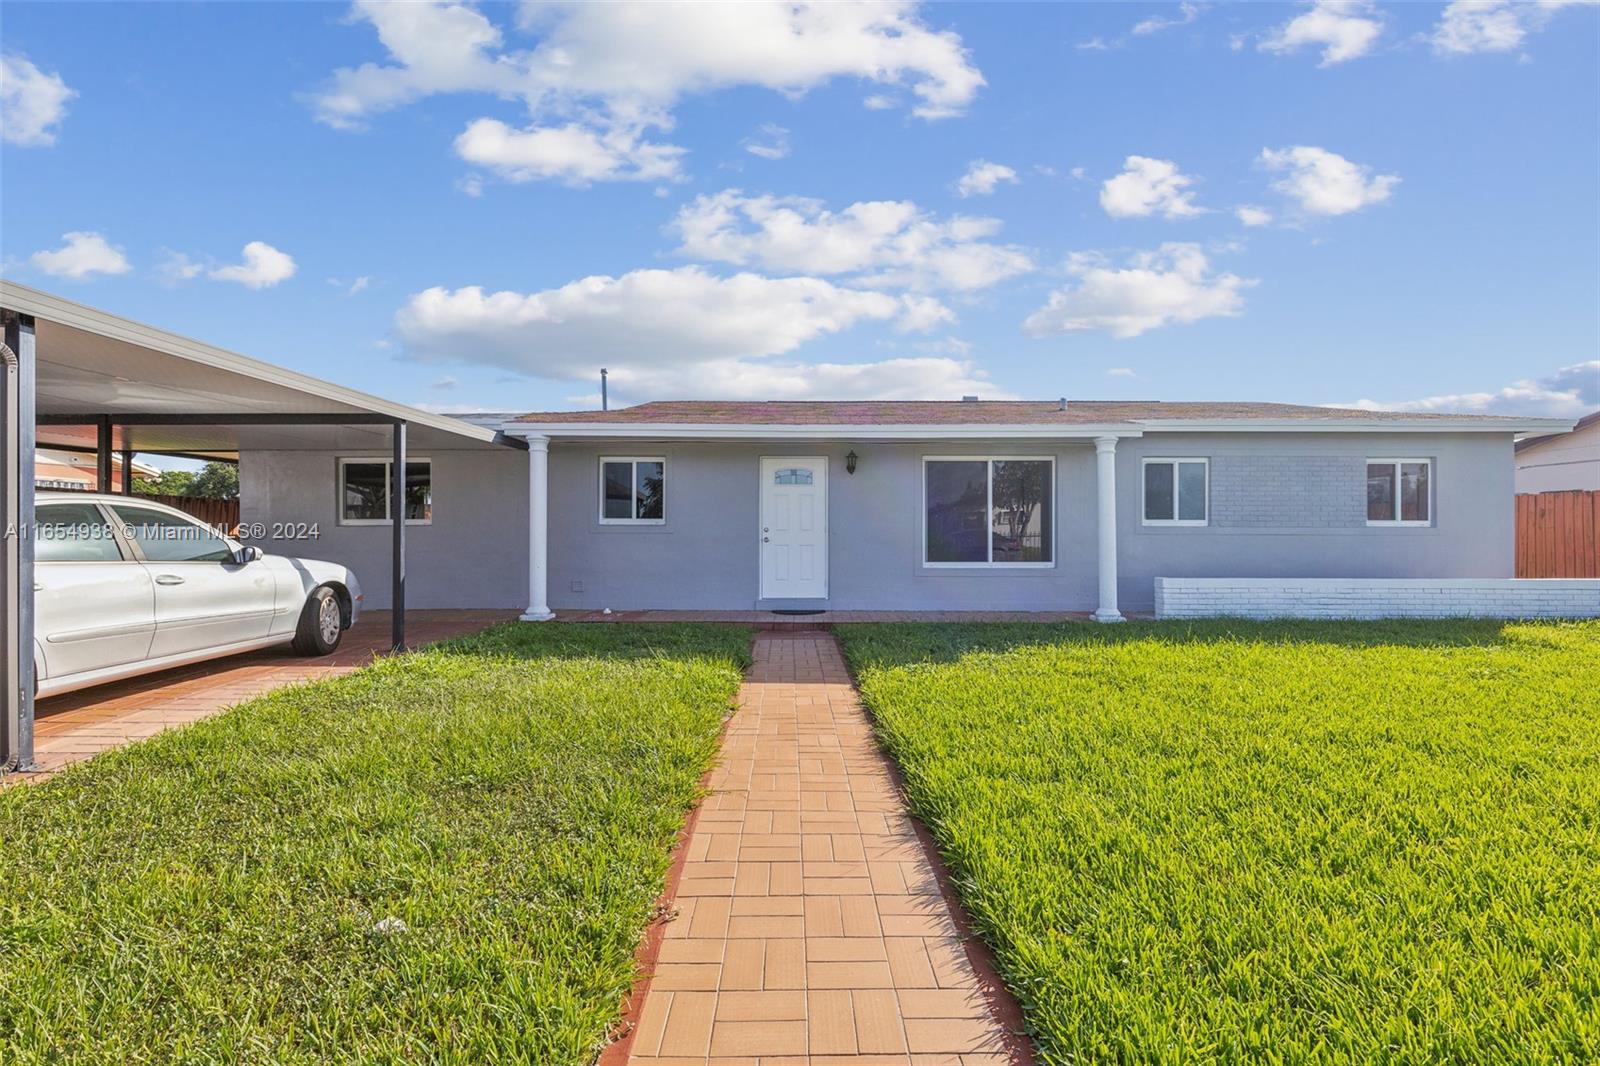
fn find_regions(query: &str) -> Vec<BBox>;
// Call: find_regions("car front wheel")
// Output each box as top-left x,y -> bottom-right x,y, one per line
291,586 -> 344,656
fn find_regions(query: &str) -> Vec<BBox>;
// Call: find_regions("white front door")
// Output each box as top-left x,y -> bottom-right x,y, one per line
760,456 -> 828,600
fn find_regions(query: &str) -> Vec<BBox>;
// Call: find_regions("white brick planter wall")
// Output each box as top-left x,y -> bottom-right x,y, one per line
1154,578 -> 1600,620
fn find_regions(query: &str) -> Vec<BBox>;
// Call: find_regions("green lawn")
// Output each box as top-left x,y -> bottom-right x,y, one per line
0,623 -> 750,1065
837,619 -> 1600,1064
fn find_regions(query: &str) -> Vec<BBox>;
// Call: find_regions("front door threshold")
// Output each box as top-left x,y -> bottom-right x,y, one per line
755,599 -> 832,613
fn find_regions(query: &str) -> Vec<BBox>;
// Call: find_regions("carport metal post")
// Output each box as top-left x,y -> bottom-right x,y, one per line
2,311 -> 38,772
391,419 -> 406,653
96,416 -> 113,492
120,444 -> 134,494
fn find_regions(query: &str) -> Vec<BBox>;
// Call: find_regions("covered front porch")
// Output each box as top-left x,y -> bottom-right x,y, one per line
508,424 -> 1140,625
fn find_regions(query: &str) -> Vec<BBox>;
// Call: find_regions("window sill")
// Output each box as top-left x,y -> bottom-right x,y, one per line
338,519 -> 433,527
921,562 -> 1057,571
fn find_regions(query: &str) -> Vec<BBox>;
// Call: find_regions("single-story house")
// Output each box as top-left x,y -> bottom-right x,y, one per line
237,397 -> 1586,621
1515,410 -> 1599,493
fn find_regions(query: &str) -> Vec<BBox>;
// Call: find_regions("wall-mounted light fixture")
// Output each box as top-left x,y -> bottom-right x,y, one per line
846,450 -> 858,475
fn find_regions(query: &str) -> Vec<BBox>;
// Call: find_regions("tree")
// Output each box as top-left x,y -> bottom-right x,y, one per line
188,462 -> 239,500
133,469 -> 195,497
130,462 -> 237,499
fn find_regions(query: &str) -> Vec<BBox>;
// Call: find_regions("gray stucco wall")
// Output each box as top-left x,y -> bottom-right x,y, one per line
544,432 -> 1514,614
238,431 -> 1515,614
1114,433 -> 1514,610
239,447 -> 528,610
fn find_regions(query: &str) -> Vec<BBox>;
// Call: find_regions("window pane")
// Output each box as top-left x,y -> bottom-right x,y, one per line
1401,462 -> 1428,522
1144,462 -> 1175,521
773,468 -> 812,485
36,503 -> 122,563
1367,463 -> 1395,522
603,462 -> 633,519
343,462 -> 387,521
636,461 -> 665,520
404,461 -> 432,521
991,460 -> 1051,563
1178,462 -> 1207,522
926,461 -> 988,562
111,506 -> 234,563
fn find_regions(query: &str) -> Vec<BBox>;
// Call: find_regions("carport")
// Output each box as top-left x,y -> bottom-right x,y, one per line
2,281 -> 526,772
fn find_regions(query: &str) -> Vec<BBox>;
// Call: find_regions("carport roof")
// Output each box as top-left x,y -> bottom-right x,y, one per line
0,281 -> 515,459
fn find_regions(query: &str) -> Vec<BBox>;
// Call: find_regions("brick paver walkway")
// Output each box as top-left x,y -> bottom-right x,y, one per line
623,632 -> 1030,1066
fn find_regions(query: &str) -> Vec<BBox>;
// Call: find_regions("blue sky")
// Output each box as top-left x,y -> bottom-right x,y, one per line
3,1 -> 1596,418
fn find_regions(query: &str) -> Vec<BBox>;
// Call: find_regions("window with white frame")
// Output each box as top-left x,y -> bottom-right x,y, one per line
924,457 -> 1053,566
1142,458 -> 1208,525
338,458 -> 432,525
1367,458 -> 1430,525
600,457 -> 666,523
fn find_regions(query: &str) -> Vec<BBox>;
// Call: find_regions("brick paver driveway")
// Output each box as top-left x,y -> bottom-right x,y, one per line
620,631 -> 1031,1066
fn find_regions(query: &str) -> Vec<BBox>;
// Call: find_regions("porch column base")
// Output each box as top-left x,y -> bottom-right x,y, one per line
519,608 -> 555,622
1092,607 -> 1126,624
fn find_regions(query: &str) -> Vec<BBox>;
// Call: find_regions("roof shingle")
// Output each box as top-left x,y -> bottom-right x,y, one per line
511,399 -> 1537,426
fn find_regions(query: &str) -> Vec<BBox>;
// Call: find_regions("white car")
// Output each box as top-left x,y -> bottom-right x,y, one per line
32,492 -> 362,698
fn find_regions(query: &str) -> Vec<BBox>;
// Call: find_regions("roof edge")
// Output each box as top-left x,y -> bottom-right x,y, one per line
0,280 -> 501,446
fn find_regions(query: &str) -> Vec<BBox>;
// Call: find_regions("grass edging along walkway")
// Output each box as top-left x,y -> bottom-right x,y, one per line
836,619 -> 1600,1064
0,622 -> 751,1065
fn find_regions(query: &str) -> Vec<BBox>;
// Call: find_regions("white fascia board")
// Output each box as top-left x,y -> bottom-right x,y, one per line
0,280 -> 501,446
1131,418 -> 1577,434
501,422 -> 1147,440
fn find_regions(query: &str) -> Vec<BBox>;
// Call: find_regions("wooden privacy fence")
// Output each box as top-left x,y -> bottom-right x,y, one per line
1516,490 -> 1599,578
140,493 -> 241,535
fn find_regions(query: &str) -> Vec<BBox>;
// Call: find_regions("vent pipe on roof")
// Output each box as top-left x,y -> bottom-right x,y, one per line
600,368 -> 608,411
1059,397 -> 1067,411
961,394 -> 978,402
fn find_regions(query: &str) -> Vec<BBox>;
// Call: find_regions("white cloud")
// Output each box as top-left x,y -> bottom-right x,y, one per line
1235,204 -> 1274,226
1076,37 -> 1113,51
955,160 -> 1018,198
1260,1 -> 1384,66
1100,156 -> 1206,219
1341,361 -> 1599,417
29,232 -> 131,279
396,266 -> 945,373
0,53 -> 75,146
1133,2 -> 1202,36
328,275 -> 372,295
1107,367 -> 1136,377
158,249 -> 203,283
454,117 -> 684,185
313,1 -> 983,184
743,123 -> 790,160
392,266 -> 982,401
669,190 -> 1033,292
1022,243 -> 1254,339
210,241 -> 297,289
1431,0 -> 1596,56
1260,145 -> 1398,215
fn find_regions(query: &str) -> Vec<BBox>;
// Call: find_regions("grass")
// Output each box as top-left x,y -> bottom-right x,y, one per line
0,622 -> 751,1065
837,619 -> 1600,1064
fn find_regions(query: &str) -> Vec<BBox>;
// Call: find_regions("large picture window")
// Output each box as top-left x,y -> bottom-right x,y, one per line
924,457 -> 1053,566
1142,458 -> 1208,525
338,458 -> 432,525
1367,458 -> 1430,525
600,457 -> 666,523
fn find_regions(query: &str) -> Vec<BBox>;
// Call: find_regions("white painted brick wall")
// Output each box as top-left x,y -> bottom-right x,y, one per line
1154,578 -> 1600,620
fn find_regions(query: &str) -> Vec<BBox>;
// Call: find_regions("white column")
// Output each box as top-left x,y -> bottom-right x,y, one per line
1092,435 -> 1125,623
520,435 -> 554,621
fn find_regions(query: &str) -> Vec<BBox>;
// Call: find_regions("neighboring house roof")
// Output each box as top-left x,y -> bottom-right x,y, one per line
1515,409 -> 1600,453
509,399 -> 1569,434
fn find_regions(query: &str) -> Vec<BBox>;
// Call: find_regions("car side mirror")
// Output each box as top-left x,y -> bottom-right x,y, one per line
233,545 -> 264,564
